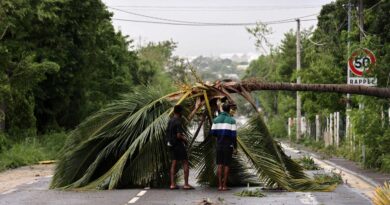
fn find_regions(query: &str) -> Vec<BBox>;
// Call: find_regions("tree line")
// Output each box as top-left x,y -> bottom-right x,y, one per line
0,0 -> 178,138
244,0 -> 390,171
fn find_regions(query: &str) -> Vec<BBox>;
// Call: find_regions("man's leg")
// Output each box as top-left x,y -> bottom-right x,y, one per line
217,164 -> 223,190
183,160 -> 189,186
170,160 -> 177,189
222,165 -> 230,190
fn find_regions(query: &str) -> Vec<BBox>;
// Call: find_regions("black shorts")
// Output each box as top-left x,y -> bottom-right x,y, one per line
170,142 -> 188,161
216,145 -> 233,166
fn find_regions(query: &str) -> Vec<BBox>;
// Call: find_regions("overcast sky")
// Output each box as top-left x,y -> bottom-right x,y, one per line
102,0 -> 334,57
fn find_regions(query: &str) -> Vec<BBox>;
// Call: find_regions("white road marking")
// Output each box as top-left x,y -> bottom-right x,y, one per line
127,190 -> 147,204
299,192 -> 319,205
1,188 -> 17,195
136,190 -> 147,197
25,181 -> 35,185
128,196 -> 140,204
44,175 -> 53,178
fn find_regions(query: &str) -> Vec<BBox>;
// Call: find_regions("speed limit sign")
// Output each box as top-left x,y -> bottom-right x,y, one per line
348,48 -> 376,77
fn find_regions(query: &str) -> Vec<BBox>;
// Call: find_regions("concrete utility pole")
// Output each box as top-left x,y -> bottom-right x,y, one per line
358,0 -> 366,165
346,1 -> 352,146
359,0 -> 364,42
296,18 -> 302,141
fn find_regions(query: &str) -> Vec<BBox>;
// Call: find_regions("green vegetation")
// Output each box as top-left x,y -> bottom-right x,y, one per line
314,172 -> 343,186
50,84 -> 335,191
296,156 -> 320,170
0,0 -> 179,171
235,188 -> 266,197
0,133 -> 67,172
244,0 -> 390,172
0,0 -> 388,194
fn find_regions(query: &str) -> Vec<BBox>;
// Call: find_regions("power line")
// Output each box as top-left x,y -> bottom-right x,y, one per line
107,5 -> 322,12
108,6 -> 318,26
107,5 -> 323,9
366,0 -> 384,11
111,18 -> 317,26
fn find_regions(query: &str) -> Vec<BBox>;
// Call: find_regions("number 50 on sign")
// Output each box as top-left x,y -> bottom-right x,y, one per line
348,48 -> 377,86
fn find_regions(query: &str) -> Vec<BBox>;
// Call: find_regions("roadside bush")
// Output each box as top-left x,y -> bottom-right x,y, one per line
314,172 -> 343,185
0,138 -> 46,171
380,155 -> 390,173
40,132 -> 67,159
0,133 -> 10,152
296,156 -> 320,170
268,116 -> 288,138
0,132 -> 67,172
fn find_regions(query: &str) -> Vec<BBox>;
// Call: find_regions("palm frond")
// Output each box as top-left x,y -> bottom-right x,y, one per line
373,182 -> 390,205
237,114 -> 336,191
51,82 -> 338,192
51,87 -> 175,189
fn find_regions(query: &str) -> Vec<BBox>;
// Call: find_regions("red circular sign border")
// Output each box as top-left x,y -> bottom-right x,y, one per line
348,48 -> 376,77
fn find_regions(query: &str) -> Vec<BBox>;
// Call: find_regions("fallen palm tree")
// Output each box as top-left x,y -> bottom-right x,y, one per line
50,79 -> 389,190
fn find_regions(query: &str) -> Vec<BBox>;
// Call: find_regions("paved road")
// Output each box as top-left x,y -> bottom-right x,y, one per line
0,145 -> 373,205
0,176 -> 371,205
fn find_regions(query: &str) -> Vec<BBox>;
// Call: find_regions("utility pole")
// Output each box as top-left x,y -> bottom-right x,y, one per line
359,0 -> 364,42
346,1 -> 352,148
358,0 -> 366,165
296,18 -> 301,141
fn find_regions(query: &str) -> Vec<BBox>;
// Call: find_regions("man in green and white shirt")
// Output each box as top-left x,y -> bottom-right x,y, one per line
210,102 -> 237,191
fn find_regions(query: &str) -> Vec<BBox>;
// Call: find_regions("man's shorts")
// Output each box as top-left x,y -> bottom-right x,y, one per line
170,142 -> 188,161
216,145 -> 233,166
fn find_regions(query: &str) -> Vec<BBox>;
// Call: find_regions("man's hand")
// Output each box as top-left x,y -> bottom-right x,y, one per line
182,137 -> 188,145
178,133 -> 187,145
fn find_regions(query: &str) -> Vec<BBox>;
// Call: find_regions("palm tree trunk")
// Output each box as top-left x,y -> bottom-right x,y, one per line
228,81 -> 390,98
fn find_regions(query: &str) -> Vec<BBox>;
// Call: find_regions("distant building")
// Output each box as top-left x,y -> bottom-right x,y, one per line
223,73 -> 239,80
236,64 -> 249,71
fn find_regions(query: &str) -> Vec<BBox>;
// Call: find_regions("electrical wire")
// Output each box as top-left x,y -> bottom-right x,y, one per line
107,5 -> 322,9
108,6 -> 318,26
106,5 -> 322,12
366,0 -> 384,11
111,18 -> 317,26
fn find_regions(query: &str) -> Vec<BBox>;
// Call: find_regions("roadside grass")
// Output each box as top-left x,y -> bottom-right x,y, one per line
0,132 -> 67,172
313,172 -> 343,185
295,155 -> 320,170
235,188 -> 266,197
293,137 -> 390,173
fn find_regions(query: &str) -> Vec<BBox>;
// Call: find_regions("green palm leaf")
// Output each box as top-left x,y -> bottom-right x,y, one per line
51,84 -> 336,192
237,114 -> 336,191
51,88 -> 175,189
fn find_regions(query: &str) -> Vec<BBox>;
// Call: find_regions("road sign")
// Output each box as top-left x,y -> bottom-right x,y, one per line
348,77 -> 377,86
348,48 -> 376,77
347,48 -> 377,87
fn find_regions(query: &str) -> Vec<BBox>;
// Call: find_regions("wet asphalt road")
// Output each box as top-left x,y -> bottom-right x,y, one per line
0,147 -> 373,205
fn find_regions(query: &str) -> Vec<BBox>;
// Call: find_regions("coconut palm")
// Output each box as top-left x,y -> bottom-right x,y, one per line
50,79 -> 389,190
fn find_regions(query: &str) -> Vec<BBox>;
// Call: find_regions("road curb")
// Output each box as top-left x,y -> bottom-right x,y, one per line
320,159 -> 379,187
281,143 -> 379,188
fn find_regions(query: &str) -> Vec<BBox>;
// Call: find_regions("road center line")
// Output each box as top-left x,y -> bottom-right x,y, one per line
136,190 -> 147,197
128,196 -> 140,204
1,188 -> 17,195
299,192 -> 319,205
128,190 -> 147,204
